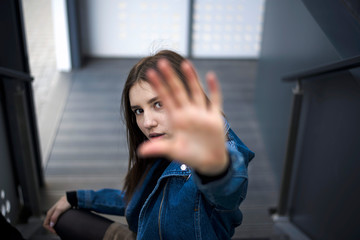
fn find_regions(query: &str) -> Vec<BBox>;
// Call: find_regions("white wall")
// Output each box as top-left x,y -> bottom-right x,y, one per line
80,0 -> 190,57
193,0 -> 265,58
52,0 -> 72,71
79,0 -> 265,58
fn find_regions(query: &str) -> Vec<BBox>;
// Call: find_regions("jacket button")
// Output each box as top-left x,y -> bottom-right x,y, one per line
180,164 -> 187,171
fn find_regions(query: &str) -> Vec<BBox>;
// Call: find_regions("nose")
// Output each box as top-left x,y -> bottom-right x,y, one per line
143,111 -> 157,129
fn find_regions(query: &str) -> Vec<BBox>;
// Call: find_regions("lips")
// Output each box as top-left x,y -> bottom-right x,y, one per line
149,133 -> 165,139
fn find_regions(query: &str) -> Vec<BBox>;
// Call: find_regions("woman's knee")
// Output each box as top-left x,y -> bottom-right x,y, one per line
55,209 -> 113,240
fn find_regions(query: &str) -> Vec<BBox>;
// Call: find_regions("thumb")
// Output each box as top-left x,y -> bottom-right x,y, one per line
138,139 -> 172,158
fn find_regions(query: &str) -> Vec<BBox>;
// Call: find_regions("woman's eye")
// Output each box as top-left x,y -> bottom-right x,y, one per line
134,109 -> 143,115
154,102 -> 162,109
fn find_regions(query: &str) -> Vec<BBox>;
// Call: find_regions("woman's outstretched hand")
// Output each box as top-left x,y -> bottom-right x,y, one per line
138,59 -> 228,176
43,195 -> 71,234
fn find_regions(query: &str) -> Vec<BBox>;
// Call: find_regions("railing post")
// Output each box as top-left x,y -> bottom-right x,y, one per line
277,80 -> 303,216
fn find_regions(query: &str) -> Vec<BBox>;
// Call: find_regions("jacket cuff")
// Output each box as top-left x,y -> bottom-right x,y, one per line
192,146 -> 248,210
195,157 -> 232,184
66,191 -> 78,208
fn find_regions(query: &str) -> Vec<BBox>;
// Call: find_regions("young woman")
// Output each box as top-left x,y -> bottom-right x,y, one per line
43,50 -> 254,240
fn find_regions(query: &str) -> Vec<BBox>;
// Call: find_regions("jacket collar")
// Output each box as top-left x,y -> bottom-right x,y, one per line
224,117 -> 230,134
161,160 -> 191,177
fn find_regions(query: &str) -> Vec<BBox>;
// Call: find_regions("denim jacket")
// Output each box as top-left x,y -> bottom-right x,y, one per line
76,122 -> 254,240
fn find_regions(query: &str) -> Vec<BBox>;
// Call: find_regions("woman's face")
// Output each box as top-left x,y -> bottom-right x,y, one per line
129,80 -> 170,140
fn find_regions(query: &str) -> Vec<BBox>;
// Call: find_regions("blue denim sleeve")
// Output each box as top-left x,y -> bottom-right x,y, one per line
192,128 -> 254,210
77,188 -> 127,216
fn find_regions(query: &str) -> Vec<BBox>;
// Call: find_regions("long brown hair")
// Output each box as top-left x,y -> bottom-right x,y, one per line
121,50 -> 189,200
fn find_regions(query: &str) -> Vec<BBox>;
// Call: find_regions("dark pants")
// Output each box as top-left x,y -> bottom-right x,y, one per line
55,209 -> 136,240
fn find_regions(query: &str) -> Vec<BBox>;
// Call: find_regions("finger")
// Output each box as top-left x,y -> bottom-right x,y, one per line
206,71 -> 222,111
147,69 -> 176,111
49,209 -> 62,230
181,60 -> 206,107
158,59 -> 189,107
43,208 -> 56,233
137,139 -> 173,158
43,207 -> 54,226
43,224 -> 56,234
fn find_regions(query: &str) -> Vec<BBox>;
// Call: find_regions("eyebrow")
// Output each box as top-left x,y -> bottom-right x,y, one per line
130,97 -> 159,110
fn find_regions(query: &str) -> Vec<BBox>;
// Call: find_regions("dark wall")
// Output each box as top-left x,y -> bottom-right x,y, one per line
302,0 -> 360,59
290,71 -> 360,240
0,0 -> 43,220
0,0 -> 29,73
256,0 -> 360,238
255,0 -> 340,186
0,102 -> 20,222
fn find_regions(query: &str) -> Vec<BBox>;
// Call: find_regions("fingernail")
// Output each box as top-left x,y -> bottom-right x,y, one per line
50,221 -> 54,227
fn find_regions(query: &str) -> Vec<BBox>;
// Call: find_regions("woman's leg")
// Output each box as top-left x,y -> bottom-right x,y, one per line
102,222 -> 136,240
54,209 -> 113,240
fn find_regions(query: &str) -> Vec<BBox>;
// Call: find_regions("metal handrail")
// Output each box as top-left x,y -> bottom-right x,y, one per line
0,67 -> 33,82
283,55 -> 360,82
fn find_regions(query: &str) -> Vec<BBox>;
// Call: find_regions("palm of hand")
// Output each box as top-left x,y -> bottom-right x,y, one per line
138,60 -> 228,176
167,105 -> 226,174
